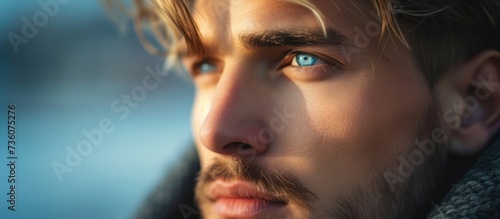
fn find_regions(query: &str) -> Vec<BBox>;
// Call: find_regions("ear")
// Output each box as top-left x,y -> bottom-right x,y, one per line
439,50 -> 500,156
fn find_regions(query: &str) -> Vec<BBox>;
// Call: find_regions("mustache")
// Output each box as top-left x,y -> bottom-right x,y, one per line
195,158 -> 318,212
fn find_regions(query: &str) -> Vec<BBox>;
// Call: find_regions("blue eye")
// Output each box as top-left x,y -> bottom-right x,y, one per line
198,62 -> 217,74
292,53 -> 322,67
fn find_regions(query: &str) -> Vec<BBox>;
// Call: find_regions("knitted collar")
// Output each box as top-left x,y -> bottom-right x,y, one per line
427,139 -> 500,218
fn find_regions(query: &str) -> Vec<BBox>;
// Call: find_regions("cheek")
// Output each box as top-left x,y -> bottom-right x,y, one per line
191,87 -> 218,130
310,73 -> 428,166
191,90 -> 214,165
191,91 -> 204,134
283,65 -> 431,200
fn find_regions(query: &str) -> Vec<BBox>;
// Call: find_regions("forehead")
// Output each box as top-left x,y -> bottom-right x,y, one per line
191,0 -> 372,52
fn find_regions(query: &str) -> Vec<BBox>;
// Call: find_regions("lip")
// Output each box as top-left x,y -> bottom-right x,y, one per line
208,180 -> 287,218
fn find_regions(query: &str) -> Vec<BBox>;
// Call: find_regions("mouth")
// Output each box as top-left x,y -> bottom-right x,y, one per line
207,180 -> 287,218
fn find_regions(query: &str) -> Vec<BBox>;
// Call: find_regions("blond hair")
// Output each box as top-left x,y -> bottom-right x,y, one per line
114,0 -> 500,84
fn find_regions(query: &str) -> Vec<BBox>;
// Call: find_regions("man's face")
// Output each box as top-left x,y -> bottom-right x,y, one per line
185,0 -> 435,218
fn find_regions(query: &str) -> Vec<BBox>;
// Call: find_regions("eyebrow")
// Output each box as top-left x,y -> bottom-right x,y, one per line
239,28 -> 353,49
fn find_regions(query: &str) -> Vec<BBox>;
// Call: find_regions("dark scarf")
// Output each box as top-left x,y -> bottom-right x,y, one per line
427,139 -> 500,218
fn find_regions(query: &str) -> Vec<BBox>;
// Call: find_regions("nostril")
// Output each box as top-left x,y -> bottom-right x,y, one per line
222,142 -> 252,152
238,143 -> 252,150
222,142 -> 259,161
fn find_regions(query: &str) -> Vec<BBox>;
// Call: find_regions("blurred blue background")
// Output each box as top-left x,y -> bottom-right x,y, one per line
1,1 -> 195,218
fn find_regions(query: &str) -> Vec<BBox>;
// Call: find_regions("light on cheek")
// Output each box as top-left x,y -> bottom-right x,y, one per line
192,95 -> 207,132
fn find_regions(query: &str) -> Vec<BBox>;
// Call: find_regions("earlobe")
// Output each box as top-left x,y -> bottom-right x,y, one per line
439,50 -> 500,156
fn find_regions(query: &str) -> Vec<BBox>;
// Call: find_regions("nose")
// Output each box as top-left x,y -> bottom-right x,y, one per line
198,64 -> 271,158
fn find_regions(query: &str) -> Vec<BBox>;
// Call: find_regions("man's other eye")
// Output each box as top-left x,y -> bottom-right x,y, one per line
198,61 -> 217,74
193,59 -> 220,76
291,52 -> 327,67
188,58 -> 223,85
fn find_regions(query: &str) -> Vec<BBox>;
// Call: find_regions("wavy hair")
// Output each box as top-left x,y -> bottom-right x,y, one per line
106,0 -> 500,85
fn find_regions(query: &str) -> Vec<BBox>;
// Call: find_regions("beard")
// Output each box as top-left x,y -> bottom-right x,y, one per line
327,104 -> 448,218
195,157 -> 318,218
195,105 -> 447,218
